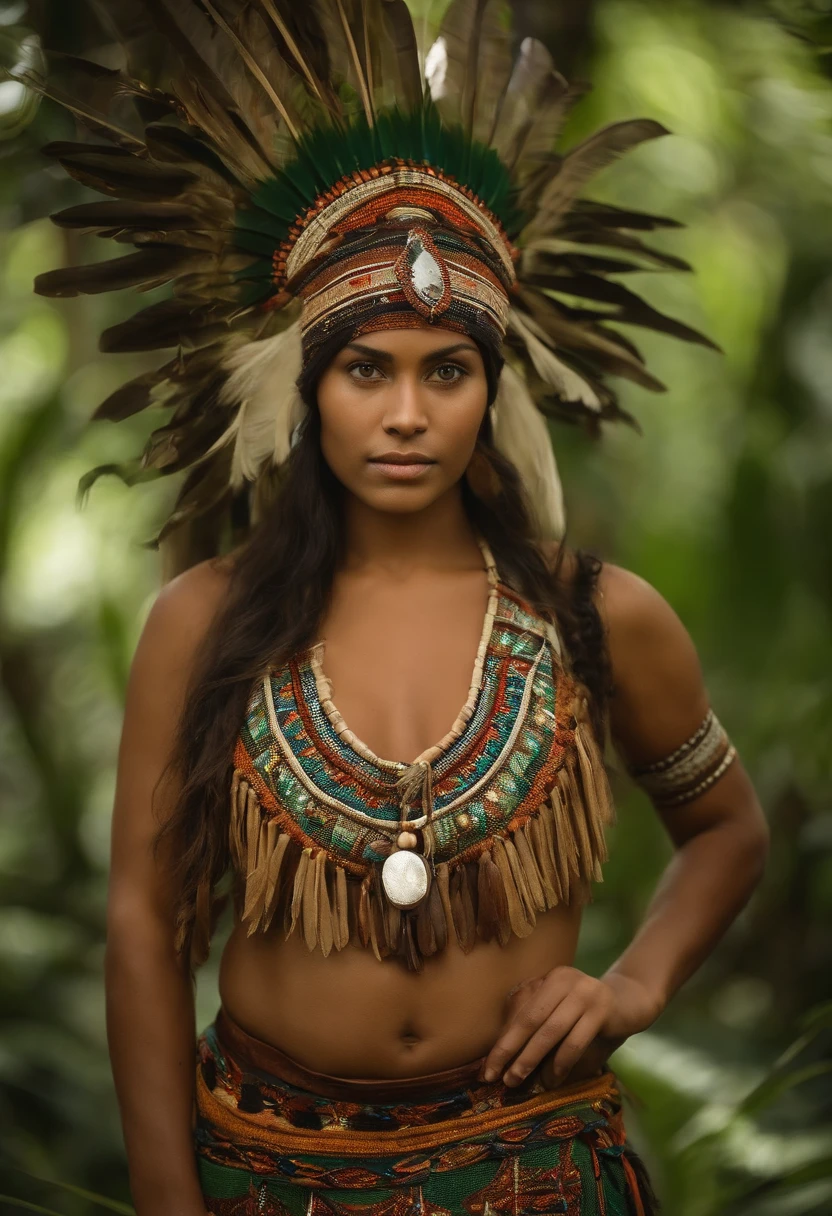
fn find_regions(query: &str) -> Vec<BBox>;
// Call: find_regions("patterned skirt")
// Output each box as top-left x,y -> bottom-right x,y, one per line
195,1007 -> 660,1216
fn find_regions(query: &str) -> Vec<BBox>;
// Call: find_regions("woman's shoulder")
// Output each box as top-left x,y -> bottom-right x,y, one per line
157,553 -> 233,622
536,539 -> 699,683
537,540 -> 673,634
134,553 -> 236,678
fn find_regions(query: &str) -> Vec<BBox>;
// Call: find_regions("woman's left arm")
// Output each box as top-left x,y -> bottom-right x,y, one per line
482,562 -> 770,1086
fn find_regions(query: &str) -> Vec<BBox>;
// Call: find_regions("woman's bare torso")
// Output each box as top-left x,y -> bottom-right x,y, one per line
218,550 -> 585,1078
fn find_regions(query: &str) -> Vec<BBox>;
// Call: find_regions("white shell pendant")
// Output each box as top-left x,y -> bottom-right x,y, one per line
381,850 -> 430,909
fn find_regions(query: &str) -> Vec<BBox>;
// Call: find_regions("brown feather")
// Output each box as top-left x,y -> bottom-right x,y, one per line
416,889 -> 437,957
325,0 -> 375,124
381,0 -> 422,109
515,292 -> 668,393
491,39 -> 577,174
491,837 -> 532,937
316,851 -> 334,957
334,866 -> 350,949
250,0 -> 330,105
550,781 -> 579,897
245,787 -> 261,879
142,124 -> 241,186
244,816 -> 274,928
529,812 -> 557,907
538,796 -> 564,904
514,824 -> 546,913
199,0 -> 300,140
524,119 -> 670,241
302,848 -> 320,950
502,835 -> 536,924
99,299 -> 237,354
51,199 -> 201,233
383,897 -> 402,953
34,248 -> 199,298
522,270 -> 720,351
368,878 -> 389,961
569,197 -> 686,233
429,0 -> 512,143
457,865 -> 477,952
401,912 -> 422,972
288,846 -> 311,940
358,876 -> 372,948
261,832 -> 291,931
476,850 -> 508,943
45,147 -> 197,202
136,0 -> 275,180
428,880 -> 447,952
435,862 -> 456,945
15,73 -> 145,151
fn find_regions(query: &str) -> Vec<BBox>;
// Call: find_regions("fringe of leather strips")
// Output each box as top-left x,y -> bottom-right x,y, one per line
218,695 -> 616,972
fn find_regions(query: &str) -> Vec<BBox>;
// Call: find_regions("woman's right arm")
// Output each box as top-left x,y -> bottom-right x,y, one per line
105,559 -> 230,1216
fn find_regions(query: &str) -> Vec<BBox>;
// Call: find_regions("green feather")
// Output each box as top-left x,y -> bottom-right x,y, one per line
237,100 -> 527,301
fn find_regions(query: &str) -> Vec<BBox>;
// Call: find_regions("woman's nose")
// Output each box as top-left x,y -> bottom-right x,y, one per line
382,374 -> 428,434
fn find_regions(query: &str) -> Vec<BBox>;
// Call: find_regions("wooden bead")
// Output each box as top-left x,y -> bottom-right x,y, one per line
397,831 -> 418,850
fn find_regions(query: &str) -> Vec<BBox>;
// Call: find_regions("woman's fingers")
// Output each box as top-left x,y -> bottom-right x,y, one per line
482,972 -> 576,1081
502,1001 -> 604,1085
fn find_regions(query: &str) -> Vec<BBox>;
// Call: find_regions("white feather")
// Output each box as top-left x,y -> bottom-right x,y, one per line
201,321 -> 306,488
491,362 -> 566,541
508,307 -> 602,411
425,37 -> 448,100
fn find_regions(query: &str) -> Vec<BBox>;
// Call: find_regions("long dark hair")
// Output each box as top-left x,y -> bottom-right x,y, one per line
153,332 -> 613,969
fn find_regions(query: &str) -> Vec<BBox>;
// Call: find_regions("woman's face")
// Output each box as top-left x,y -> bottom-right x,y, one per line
315,326 -> 490,516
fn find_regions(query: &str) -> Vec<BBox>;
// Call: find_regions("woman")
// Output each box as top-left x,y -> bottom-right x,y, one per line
30,4 -> 769,1213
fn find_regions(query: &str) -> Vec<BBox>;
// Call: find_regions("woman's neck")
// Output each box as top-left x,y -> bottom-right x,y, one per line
341,488 -> 483,576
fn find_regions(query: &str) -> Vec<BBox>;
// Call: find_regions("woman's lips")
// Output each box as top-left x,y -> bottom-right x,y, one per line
368,460 -> 435,480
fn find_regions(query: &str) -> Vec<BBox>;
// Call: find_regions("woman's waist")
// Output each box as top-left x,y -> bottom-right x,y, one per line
217,905 -> 582,1077
196,1003 -> 623,1156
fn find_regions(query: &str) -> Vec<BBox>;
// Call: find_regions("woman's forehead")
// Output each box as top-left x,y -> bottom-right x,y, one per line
338,326 -> 482,359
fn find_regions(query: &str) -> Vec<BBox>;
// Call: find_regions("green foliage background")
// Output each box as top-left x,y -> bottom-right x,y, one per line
0,0 -> 830,1212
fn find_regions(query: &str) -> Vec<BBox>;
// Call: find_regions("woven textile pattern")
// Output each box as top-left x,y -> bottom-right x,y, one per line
234,584 -> 571,873
195,1018 -> 658,1216
224,554 -> 617,970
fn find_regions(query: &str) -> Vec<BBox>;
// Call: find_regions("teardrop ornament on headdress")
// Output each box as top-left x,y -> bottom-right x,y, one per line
410,244 -> 444,305
395,227 -> 452,318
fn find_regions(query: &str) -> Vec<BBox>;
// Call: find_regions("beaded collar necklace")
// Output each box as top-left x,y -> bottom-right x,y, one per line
228,537 -> 615,971
304,536 -> 500,912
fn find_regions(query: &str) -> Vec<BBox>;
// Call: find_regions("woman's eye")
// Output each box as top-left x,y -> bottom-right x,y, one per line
349,362 -> 382,380
431,363 -> 466,383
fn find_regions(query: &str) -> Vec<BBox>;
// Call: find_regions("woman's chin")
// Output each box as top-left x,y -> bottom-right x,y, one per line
345,479 -> 455,516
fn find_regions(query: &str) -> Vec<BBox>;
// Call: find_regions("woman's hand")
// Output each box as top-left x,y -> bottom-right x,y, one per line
480,966 -> 662,1087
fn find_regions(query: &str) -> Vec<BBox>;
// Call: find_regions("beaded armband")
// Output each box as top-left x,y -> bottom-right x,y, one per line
630,709 -> 737,807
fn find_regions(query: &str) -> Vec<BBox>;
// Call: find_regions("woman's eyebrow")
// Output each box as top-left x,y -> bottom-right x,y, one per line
344,342 -> 394,363
422,343 -> 479,362
342,341 -> 479,364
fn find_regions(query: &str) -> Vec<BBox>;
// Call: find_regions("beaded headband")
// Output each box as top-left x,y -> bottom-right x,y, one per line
269,164 -> 517,360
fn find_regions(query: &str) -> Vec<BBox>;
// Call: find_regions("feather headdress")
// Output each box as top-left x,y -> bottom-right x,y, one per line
21,0 -> 717,572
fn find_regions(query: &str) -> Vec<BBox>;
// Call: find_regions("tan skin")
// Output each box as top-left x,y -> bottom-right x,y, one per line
106,326 -> 770,1215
